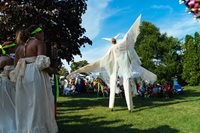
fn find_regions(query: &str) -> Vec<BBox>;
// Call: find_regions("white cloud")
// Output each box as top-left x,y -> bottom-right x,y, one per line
82,0 -> 112,39
157,15 -> 200,38
151,5 -> 173,14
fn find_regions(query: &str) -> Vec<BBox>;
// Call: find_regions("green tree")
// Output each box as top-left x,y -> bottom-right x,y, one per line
182,32 -> 200,85
70,60 -> 88,72
135,21 -> 183,84
58,66 -> 69,77
0,0 -> 92,68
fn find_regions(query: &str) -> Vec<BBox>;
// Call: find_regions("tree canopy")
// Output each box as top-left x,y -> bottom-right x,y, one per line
0,0 -> 92,68
70,60 -> 88,72
58,66 -> 69,77
182,32 -> 200,85
135,21 -> 183,84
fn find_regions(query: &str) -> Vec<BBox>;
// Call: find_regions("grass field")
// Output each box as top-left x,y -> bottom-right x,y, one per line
56,86 -> 200,133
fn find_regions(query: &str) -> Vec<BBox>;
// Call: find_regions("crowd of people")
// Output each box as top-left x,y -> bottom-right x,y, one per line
136,80 -> 183,98
60,75 -> 183,99
61,76 -> 110,97
0,25 -> 58,132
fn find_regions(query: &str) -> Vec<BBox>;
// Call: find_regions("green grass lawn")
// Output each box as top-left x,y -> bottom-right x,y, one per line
56,86 -> 200,133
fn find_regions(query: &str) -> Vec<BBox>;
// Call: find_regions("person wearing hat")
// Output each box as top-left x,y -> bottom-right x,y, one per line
0,41 -> 17,132
14,25 -> 58,133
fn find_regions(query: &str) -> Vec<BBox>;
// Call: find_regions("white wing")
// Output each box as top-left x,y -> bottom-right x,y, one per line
114,34 -> 120,39
116,15 -> 142,65
125,14 -> 141,47
131,64 -> 157,83
68,59 -> 111,85
68,60 -> 101,78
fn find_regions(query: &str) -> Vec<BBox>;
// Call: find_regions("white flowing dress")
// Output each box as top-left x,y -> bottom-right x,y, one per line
0,65 -> 16,133
13,55 -> 58,133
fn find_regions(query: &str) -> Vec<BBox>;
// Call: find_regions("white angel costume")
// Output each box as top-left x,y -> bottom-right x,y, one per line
0,65 -> 16,133
13,53 -> 58,132
70,15 -> 157,111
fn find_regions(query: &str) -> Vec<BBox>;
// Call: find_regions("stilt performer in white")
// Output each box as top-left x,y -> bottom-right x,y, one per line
70,15 -> 157,111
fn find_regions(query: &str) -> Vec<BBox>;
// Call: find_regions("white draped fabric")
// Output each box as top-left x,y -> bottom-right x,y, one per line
0,66 -> 16,133
14,55 -> 58,133
69,15 -> 157,111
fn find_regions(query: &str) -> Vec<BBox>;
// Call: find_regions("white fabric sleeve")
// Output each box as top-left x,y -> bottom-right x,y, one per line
35,55 -> 50,70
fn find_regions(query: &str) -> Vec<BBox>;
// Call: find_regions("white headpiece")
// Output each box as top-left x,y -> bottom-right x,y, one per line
102,34 -> 120,43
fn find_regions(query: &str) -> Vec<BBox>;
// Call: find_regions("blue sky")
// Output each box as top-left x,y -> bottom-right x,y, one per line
63,0 -> 200,70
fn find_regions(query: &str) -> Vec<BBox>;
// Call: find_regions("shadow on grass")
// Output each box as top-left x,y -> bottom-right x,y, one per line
57,88 -> 200,113
56,88 -> 200,132
133,97 -> 200,113
57,114 -> 179,133
57,96 -> 111,112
